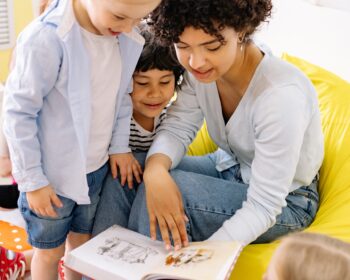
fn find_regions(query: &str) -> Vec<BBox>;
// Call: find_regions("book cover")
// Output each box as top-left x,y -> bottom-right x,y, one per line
65,225 -> 243,280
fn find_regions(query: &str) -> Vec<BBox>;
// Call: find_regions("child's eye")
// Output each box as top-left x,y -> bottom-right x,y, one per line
135,82 -> 148,86
160,81 -> 171,85
114,15 -> 125,20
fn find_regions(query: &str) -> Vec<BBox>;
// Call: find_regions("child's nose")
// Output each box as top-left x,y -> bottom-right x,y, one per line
148,85 -> 162,98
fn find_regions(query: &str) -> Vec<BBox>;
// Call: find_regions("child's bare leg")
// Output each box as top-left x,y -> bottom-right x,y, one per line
31,244 -> 65,280
23,249 -> 34,271
64,232 -> 91,280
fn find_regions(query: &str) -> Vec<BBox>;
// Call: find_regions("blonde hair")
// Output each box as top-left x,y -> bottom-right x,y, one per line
276,232 -> 350,280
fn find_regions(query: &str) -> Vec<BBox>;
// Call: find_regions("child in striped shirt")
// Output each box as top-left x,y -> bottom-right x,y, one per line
128,27 -> 183,153
92,25 -> 183,235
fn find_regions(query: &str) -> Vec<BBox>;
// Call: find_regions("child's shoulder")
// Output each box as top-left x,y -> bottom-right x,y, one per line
17,0 -> 69,47
17,19 -> 61,51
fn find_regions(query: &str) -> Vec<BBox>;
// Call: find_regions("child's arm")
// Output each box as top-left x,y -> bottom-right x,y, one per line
109,152 -> 142,189
109,82 -> 142,188
109,84 -> 133,155
0,156 -> 11,177
3,23 -> 62,194
0,84 -> 11,177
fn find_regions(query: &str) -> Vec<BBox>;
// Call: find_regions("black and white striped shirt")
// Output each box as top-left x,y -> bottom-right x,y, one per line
129,110 -> 167,152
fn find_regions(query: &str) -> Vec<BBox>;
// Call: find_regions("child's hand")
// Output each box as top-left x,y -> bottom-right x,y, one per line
26,185 -> 63,218
109,153 -> 142,189
0,156 -> 12,177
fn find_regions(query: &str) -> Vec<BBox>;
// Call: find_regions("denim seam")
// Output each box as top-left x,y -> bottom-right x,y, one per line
27,233 -> 67,249
186,205 -> 234,216
70,226 -> 92,235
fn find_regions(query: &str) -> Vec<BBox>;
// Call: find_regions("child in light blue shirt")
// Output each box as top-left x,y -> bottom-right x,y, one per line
3,0 -> 160,278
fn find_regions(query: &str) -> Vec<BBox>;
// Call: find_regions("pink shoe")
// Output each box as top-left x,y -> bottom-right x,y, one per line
0,246 -> 26,280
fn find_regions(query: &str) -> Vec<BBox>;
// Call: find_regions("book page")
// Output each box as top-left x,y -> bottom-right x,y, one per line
66,225 -> 168,280
143,241 -> 242,280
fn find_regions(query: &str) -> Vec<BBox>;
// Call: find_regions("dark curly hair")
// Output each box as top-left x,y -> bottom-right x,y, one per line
148,0 -> 272,45
135,24 -> 184,88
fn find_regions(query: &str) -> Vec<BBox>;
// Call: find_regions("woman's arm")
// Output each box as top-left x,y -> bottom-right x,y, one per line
3,23 -> 62,192
210,85 -> 316,245
143,73 -> 203,249
143,154 -> 189,250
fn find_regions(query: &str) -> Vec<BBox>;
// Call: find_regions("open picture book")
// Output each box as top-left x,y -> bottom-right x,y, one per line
65,225 -> 243,280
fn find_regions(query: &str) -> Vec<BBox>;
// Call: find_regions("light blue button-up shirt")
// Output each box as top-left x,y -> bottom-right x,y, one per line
3,0 -> 144,204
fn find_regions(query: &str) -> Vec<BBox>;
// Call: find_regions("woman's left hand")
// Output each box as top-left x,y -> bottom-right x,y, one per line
144,155 -> 189,250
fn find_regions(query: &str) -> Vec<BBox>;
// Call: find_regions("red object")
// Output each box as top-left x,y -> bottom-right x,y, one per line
0,246 -> 26,280
58,258 -> 65,280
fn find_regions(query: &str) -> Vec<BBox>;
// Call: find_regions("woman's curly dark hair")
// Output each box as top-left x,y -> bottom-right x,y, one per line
149,0 -> 272,45
135,23 -> 184,89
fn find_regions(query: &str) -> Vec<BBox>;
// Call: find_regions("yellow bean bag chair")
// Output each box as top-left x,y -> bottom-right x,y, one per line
187,54 -> 350,279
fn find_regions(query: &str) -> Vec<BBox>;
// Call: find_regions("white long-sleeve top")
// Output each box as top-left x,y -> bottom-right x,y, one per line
147,44 -> 324,245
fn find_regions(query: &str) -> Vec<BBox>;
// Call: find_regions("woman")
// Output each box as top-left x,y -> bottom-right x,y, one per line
128,0 -> 324,250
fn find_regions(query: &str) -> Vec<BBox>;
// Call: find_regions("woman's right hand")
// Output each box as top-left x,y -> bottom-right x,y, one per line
144,154 -> 189,251
26,185 -> 63,218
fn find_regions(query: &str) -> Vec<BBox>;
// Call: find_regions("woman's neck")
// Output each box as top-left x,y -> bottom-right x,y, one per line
218,41 -> 263,97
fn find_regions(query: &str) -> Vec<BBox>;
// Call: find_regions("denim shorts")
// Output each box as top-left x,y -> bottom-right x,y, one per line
18,162 -> 108,249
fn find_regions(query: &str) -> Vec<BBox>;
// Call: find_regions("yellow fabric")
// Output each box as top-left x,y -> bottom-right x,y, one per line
188,54 -> 350,279
187,121 -> 217,156
0,0 -> 35,82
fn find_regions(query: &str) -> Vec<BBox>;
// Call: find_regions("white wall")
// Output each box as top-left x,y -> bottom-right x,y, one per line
305,0 -> 350,12
256,0 -> 350,81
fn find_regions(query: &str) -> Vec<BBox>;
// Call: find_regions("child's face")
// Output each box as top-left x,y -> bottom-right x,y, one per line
131,69 -> 175,120
84,0 -> 160,36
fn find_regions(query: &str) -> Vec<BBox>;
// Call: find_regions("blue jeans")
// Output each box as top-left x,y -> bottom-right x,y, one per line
92,152 -> 147,236
19,162 -> 108,249
128,152 -> 319,243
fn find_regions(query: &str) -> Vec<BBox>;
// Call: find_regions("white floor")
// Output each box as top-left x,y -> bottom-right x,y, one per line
0,208 -> 26,228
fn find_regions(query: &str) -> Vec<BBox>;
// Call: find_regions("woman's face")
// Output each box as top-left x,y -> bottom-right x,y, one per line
174,26 -> 240,83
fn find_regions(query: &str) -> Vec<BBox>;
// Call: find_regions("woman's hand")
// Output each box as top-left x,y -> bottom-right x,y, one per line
110,153 -> 142,189
144,154 -> 189,250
